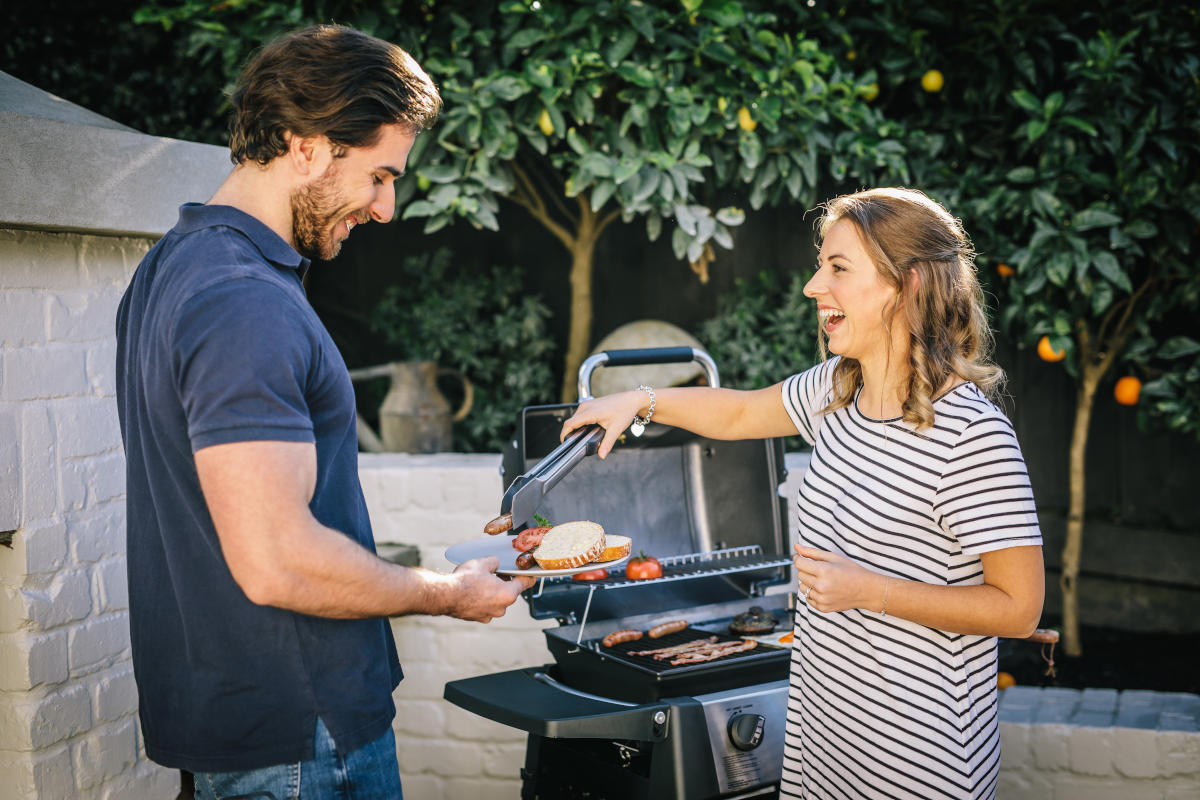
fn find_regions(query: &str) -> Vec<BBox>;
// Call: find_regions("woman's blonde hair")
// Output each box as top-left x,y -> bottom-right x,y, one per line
815,187 -> 1004,428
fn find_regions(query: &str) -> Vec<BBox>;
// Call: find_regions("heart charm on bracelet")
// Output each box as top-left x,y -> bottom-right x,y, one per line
630,420 -> 645,437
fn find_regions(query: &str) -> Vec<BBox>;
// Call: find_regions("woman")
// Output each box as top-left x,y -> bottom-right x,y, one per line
561,187 -> 1044,799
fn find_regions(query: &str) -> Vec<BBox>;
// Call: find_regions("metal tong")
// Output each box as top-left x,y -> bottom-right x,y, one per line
486,424 -> 605,534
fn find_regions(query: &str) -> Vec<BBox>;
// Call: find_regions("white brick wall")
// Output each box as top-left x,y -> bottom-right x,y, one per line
360,453 -> 556,800
0,227 -> 174,800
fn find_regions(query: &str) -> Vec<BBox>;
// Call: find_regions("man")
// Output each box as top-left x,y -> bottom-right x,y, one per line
115,25 -> 534,798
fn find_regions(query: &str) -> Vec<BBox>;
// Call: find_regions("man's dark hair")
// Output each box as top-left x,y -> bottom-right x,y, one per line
228,24 -> 442,165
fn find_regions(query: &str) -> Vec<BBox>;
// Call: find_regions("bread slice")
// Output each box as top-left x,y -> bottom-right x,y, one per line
533,521 -> 605,570
599,534 -> 632,562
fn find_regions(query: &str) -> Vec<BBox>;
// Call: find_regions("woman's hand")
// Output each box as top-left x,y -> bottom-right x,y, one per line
793,544 -> 886,614
560,390 -> 648,459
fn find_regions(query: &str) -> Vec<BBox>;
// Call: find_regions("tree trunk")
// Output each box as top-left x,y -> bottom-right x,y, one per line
559,204 -> 600,403
1061,360 -> 1103,658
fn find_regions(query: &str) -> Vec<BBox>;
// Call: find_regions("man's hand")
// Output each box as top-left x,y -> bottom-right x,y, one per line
445,557 -> 537,622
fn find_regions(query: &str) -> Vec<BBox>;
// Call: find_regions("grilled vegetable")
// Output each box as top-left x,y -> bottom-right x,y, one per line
626,552 -> 662,580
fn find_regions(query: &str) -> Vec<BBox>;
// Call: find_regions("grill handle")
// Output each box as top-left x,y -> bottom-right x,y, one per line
577,346 -> 720,400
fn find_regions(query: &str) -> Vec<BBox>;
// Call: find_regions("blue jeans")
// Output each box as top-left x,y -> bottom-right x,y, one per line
194,718 -> 403,800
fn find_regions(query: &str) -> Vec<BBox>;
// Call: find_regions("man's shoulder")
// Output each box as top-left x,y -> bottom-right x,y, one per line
146,224 -> 303,315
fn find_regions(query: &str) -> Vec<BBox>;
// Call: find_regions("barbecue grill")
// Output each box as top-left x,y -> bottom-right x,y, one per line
444,348 -> 797,800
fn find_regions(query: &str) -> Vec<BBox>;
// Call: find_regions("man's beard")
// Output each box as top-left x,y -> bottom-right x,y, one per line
291,164 -> 348,261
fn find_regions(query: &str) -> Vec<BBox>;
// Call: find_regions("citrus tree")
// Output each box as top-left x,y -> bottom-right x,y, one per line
817,0 -> 1200,656
395,0 -> 908,400
133,0 -> 904,401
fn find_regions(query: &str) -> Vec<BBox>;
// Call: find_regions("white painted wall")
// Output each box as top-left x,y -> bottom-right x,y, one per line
1,71 -> 228,800
0,228 -> 178,799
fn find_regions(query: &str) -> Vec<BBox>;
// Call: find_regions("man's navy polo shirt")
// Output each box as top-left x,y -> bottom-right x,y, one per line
115,203 -> 402,772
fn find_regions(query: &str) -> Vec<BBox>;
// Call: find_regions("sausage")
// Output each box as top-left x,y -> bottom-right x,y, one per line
647,619 -> 689,639
602,629 -> 644,648
512,527 -> 550,552
515,551 -> 538,570
484,513 -> 513,535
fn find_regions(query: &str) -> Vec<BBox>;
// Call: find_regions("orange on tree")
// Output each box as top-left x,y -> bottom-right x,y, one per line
537,108 -> 555,136
1037,335 -> 1066,362
997,672 -> 1016,690
1114,376 -> 1142,406
737,106 -> 757,132
921,69 -> 945,93
997,263 -> 1015,278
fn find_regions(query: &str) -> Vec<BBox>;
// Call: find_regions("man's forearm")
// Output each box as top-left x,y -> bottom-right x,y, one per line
233,516 -> 449,617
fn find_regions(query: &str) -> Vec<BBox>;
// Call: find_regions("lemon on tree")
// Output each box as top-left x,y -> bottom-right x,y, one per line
737,106 -> 757,131
537,108 -> 554,136
860,82 -> 879,102
920,69 -> 944,93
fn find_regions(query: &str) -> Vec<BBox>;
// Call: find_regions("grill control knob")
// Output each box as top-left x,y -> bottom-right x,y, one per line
728,713 -> 766,751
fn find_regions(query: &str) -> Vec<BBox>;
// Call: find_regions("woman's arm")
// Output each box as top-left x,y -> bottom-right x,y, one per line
560,383 -> 798,458
792,544 -> 1044,639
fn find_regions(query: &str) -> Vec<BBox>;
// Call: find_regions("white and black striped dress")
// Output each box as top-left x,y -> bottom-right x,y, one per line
778,359 -> 1042,800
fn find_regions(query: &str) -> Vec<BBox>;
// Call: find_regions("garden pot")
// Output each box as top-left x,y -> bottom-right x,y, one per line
376,361 -> 472,453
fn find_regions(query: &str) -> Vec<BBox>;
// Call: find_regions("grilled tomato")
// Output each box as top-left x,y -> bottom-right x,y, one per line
626,553 -> 663,580
572,567 -> 610,581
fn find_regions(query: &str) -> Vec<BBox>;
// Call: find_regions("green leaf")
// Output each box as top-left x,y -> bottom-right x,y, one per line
567,127 -> 588,156
1007,166 -> 1037,183
739,130 -> 764,170
646,212 -> 662,242
591,181 -> 616,212
420,164 -> 461,184
1090,280 -> 1114,315
715,207 -> 746,226
423,212 -> 453,234
401,200 -> 441,219
486,75 -> 529,102
507,29 -> 546,50
1158,337 -> 1200,360
1073,208 -> 1122,232
617,63 -> 657,88
1046,252 -> 1073,287
1091,251 -> 1132,292
1124,219 -> 1158,239
1059,116 -> 1098,136
572,88 -> 595,124
1011,90 -> 1041,113
605,30 -> 639,68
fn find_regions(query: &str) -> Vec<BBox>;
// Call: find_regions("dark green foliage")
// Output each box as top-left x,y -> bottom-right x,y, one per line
12,0 -> 1198,441
699,271 -> 820,391
805,1 -> 1200,436
369,248 -> 557,451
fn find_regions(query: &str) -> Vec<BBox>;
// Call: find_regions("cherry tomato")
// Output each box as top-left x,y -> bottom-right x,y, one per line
626,553 -> 663,580
572,568 -> 610,581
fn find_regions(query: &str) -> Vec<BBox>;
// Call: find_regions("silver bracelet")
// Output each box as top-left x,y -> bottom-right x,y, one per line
630,385 -> 656,437
881,576 -> 891,616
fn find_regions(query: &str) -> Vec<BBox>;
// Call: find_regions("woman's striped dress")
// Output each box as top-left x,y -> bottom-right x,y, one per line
778,359 -> 1042,799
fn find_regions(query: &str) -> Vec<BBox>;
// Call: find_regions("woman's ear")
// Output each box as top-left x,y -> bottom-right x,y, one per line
907,267 -> 921,295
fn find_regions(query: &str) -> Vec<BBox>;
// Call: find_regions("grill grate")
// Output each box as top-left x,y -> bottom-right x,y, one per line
534,545 -> 790,595
590,626 -> 781,675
